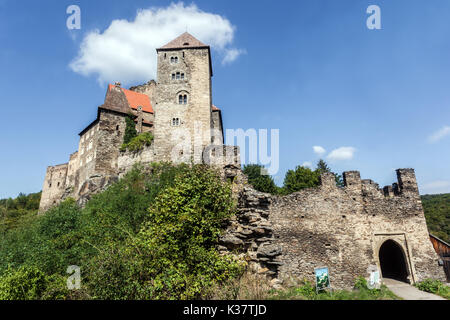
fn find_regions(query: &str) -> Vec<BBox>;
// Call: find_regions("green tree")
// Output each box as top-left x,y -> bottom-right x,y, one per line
282,166 -> 321,194
243,164 -> 279,194
315,159 -> 344,188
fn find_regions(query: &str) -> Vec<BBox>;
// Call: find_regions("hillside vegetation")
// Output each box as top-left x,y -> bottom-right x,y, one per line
421,193 -> 450,243
0,164 -> 242,299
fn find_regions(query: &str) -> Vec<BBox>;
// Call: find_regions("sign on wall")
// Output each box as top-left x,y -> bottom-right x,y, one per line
315,267 -> 331,293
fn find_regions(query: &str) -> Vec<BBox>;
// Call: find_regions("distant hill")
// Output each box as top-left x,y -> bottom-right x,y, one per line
421,193 -> 450,243
0,191 -> 41,232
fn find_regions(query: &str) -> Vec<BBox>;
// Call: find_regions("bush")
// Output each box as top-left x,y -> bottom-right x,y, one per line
415,279 -> 450,299
0,266 -> 50,300
120,132 -> 154,152
0,163 -> 244,300
86,164 -> 243,299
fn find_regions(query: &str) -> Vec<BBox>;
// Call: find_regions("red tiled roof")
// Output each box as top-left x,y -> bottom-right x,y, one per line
212,105 -> 220,111
108,84 -> 153,113
158,32 -> 208,50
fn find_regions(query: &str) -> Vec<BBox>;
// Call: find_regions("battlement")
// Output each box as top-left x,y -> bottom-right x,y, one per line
338,168 -> 420,198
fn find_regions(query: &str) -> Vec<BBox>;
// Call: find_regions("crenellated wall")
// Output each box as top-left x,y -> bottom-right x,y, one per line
269,169 -> 446,289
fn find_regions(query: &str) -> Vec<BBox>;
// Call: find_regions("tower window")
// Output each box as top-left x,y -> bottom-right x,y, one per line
172,72 -> 185,80
170,56 -> 178,63
178,94 -> 188,105
172,118 -> 180,126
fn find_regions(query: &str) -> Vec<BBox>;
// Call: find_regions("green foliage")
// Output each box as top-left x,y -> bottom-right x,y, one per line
421,193 -> 450,243
415,279 -> 450,299
0,163 -> 243,300
281,160 -> 344,194
270,277 -> 399,300
86,165 -> 243,299
282,166 -> 321,194
123,114 -> 138,145
0,192 -> 41,232
243,164 -> 280,194
120,132 -> 154,152
0,266 -> 50,300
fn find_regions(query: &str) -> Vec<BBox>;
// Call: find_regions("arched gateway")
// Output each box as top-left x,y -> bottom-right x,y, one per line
379,240 -> 409,282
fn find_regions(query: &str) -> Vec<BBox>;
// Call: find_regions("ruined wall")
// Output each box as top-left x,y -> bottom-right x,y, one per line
39,163 -> 69,212
154,48 -> 212,163
269,170 -> 446,289
118,144 -> 155,178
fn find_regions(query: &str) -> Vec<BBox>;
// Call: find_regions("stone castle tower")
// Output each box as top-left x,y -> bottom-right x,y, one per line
39,33 -> 233,212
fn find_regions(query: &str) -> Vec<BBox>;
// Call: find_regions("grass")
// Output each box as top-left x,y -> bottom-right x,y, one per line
415,279 -> 450,299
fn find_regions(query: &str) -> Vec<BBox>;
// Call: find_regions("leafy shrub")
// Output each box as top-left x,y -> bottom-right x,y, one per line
86,164 -> 243,299
0,266 -> 50,300
416,279 -> 450,299
120,132 -> 154,152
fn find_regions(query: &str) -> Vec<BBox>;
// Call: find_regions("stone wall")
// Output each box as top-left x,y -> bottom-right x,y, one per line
39,163 -> 69,212
269,170 -> 446,289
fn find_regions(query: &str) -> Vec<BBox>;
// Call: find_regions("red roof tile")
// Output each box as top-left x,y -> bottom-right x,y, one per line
108,84 -> 153,113
212,105 -> 220,111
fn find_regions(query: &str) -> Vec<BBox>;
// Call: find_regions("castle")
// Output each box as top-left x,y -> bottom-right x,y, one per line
39,32 -> 235,212
39,33 -> 447,289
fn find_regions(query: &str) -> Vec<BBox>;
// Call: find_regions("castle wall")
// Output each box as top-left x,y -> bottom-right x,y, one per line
39,163 -> 69,213
269,170 -> 446,289
154,48 -> 212,163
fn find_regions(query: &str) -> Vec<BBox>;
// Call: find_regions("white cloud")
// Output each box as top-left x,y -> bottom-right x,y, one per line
421,180 -> 450,194
70,2 -> 242,85
302,161 -> 313,169
428,126 -> 450,143
327,147 -> 356,161
222,48 -> 246,65
313,146 -> 326,156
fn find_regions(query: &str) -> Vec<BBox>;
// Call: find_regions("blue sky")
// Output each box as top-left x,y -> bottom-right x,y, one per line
1,0 -> 450,198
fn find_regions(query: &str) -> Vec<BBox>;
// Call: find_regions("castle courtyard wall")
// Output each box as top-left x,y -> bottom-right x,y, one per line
269,171 -> 446,289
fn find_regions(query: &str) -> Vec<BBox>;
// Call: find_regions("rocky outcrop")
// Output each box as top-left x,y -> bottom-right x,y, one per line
219,187 -> 283,287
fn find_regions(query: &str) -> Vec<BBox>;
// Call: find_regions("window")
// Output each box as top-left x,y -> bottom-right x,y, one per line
170,56 -> 178,63
172,118 -> 180,126
178,94 -> 188,105
172,72 -> 185,80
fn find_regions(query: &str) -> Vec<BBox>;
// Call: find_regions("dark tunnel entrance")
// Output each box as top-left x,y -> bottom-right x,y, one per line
379,240 -> 409,283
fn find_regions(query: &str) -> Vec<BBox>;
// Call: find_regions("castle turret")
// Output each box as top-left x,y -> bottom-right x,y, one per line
396,168 -> 420,197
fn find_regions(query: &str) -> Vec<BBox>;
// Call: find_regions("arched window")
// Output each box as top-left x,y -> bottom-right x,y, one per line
170,56 -> 178,63
178,94 -> 188,105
